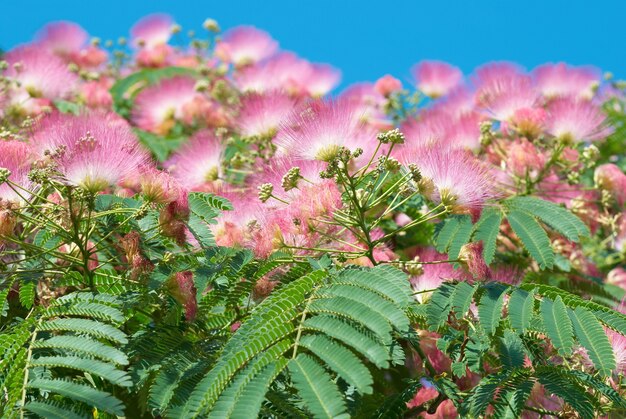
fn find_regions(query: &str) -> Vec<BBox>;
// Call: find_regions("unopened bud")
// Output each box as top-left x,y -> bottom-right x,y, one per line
203,18 -> 220,32
0,168 -> 11,184
377,128 -> 405,145
281,167 -> 302,192
258,183 -> 274,203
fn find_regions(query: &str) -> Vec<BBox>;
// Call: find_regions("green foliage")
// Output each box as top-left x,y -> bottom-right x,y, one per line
435,197 -> 589,269
162,265 -> 413,418
0,292 -> 130,418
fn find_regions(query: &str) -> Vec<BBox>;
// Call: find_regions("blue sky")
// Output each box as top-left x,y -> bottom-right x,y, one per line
2,0 -> 625,89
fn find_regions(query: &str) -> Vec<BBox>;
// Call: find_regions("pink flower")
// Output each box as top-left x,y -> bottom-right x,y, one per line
444,111 -> 484,150
275,99 -> 376,162
131,76 -> 199,134
398,147 -> 496,211
374,74 -> 403,96
472,62 -> 524,89
4,46 -> 78,103
545,97 -> 612,142
80,78 -> 113,109
413,60 -> 463,98
533,63 -> 600,99
216,26 -> 278,66
0,141 -> 35,202
409,247 -> 468,303
476,74 -> 540,121
166,130 -> 224,190
237,90 -> 298,138
35,21 -> 88,57
400,109 -> 449,148
234,52 -> 340,97
31,111 -> 148,192
607,267 -> 626,291
505,138 -> 546,179
595,164 -> 626,207
130,14 -> 174,48
612,216 -> 626,252
166,271 -> 197,321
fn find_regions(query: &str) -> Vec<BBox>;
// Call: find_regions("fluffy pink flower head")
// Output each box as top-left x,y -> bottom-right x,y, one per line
340,83 -> 389,129
413,60 -> 463,98
31,111 -> 148,192
4,46 -> 78,102
0,141 -> 35,203
234,52 -> 339,97
300,63 -> 341,97
594,164 -> 626,207
130,14 -> 174,48
409,247 -> 467,303
444,111 -> 484,150
533,63 -> 600,99
237,90 -> 298,138
545,97 -> 612,143
472,62 -> 524,89
166,271 -> 197,321
400,110 -> 449,149
35,21 -> 88,57
216,26 -> 278,66
166,130 -> 225,190
131,76 -> 198,134
476,74 -> 540,121
275,99 -> 375,162
374,74 -> 403,96
505,138 -> 546,179
399,147 -> 496,212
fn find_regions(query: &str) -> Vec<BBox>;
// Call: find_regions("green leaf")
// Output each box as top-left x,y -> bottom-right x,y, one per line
435,216 -> 460,253
508,288 -> 535,333
506,196 -> 589,241
447,215 -> 474,259
31,335 -> 128,366
308,296 -> 393,343
135,129 -> 186,162
53,100 -> 82,115
289,354 -> 349,419
28,378 -> 125,416
24,401 -> 87,419
450,281 -> 477,320
30,356 -> 131,387
37,318 -> 128,345
478,284 -> 508,335
506,210 -> 554,269
230,359 -> 289,419
303,315 -> 391,369
473,208 -> 502,264
300,334 -> 373,394
541,296 -> 574,356
19,281 -> 36,309
499,330 -> 526,369
568,307 -> 616,376
537,367 -> 595,419
426,282 -> 455,330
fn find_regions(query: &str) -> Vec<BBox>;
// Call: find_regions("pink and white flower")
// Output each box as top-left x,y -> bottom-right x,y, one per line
31,111 -> 148,192
166,130 -> 225,190
533,63 -> 600,99
237,90 -> 298,138
545,97 -> 612,142
216,26 -> 278,66
275,99 -> 375,162
413,60 -> 464,98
